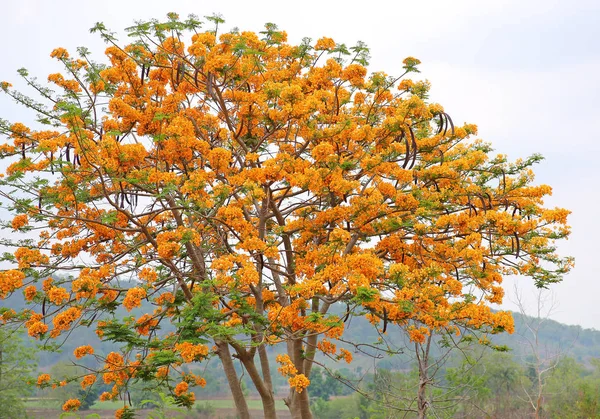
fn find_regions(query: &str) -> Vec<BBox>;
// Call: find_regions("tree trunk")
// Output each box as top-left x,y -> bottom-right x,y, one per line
284,339 -> 313,419
239,349 -> 278,419
416,336 -> 432,419
417,376 -> 428,419
216,341 -> 251,419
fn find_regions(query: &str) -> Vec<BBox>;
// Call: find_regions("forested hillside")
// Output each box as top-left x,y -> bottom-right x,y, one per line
3,286 -> 600,417
4,291 -> 599,368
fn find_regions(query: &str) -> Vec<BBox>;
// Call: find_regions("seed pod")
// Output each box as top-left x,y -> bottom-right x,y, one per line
444,113 -> 455,135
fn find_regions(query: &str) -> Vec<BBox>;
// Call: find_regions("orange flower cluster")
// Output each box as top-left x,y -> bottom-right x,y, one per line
11,214 -> 28,230
135,314 -> 158,335
14,247 -> 49,269
276,354 -> 298,377
23,285 -> 37,301
80,374 -> 96,389
62,399 -> 81,412
37,373 -> 51,386
174,381 -> 188,396
47,286 -> 70,305
25,313 -> 48,338
52,307 -> 81,336
289,374 -> 311,393
73,345 -> 94,359
0,270 -> 25,299
175,342 -> 209,363
123,287 -> 146,311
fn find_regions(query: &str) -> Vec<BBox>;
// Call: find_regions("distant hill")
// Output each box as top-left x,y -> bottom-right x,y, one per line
2,290 -> 600,371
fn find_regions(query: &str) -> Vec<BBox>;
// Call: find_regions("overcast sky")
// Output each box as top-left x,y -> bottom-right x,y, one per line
1,0 -> 599,328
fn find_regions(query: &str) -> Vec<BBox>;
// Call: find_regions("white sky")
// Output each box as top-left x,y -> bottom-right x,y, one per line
1,0 -> 599,328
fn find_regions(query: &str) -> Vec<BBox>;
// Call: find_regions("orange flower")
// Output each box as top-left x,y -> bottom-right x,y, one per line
175,342 -> 209,363
37,373 -> 51,386
11,214 -> 28,230
174,381 -> 188,396
52,307 -> 81,332
81,374 -> 96,389
276,354 -> 298,377
47,286 -> 70,305
99,391 -> 113,401
62,399 -> 81,411
123,287 -> 146,311
23,285 -> 37,301
315,37 -> 336,51
73,345 -> 94,359
288,374 -> 310,393
0,270 -> 25,299
339,348 -> 353,364
50,47 -> 69,59
115,407 -> 132,419
135,313 -> 158,335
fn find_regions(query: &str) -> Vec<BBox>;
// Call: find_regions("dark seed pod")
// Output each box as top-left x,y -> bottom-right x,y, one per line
22,143 -> 25,159
207,72 -> 214,96
342,304 -> 351,323
65,144 -> 70,163
444,113 -> 455,135
436,113 -> 444,135
140,64 -> 145,86
176,62 -> 182,84
408,127 -> 417,170
382,307 -> 388,334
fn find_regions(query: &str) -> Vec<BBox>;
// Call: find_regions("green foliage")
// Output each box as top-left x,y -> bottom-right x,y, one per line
46,362 -> 100,410
195,401 -> 216,417
0,328 -> 38,418
141,392 -> 186,419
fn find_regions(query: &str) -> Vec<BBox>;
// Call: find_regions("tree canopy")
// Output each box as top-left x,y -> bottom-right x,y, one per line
0,13 -> 572,419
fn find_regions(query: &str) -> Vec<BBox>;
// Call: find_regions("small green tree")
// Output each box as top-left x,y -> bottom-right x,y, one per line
47,362 -> 99,410
0,327 -> 38,418
545,357 -> 600,418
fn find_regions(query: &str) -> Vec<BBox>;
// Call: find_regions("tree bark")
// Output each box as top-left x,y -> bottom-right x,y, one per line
284,338 -> 313,419
239,348 -> 278,419
416,336 -> 432,419
216,341 -> 251,419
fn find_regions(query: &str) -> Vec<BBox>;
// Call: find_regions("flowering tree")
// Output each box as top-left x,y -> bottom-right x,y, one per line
0,13 -> 572,419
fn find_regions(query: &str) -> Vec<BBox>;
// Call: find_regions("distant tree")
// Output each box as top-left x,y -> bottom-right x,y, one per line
44,361 -> 100,410
514,288 -> 570,418
447,351 -> 528,417
0,12 -> 572,419
545,357 -> 600,418
307,366 -> 344,401
0,327 -> 37,419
